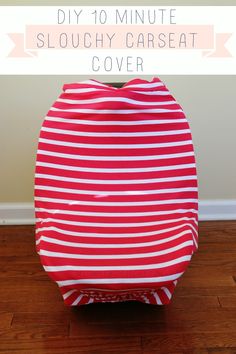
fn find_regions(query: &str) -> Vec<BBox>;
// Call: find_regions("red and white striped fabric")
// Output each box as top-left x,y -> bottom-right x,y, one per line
34,77 -> 198,306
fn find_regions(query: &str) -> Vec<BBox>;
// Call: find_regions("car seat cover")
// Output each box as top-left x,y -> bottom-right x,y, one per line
34,77 -> 198,306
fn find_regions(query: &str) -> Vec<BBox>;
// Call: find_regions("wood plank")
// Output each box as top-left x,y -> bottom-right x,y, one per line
218,296 -> 236,307
170,295 -> 220,309
174,286 -> 236,296
0,300 -> 66,313
0,245 -> 38,257
0,325 -> 69,341
0,263 -> 47,278
195,243 -> 236,252
189,262 -> 236,274
0,336 -> 142,353
0,255 -> 40,264
0,284 -> 62,302
141,333 -> 236,352
0,225 -> 35,238
0,312 -> 13,329
143,350 -> 236,354
177,272 -> 235,287
198,220 -> 236,237
12,312 -> 71,327
190,252 -> 236,261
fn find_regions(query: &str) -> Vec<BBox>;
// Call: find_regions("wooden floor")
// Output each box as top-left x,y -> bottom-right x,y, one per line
0,221 -> 236,354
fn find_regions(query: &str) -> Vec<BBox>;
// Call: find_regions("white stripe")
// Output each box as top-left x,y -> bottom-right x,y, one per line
37,230 -> 193,249
35,184 -> 198,196
43,255 -> 191,272
188,224 -> 199,238
36,216 -> 197,228
35,207 -> 197,217
64,88 -> 108,93
62,289 -> 77,300
36,150 -> 194,162
40,241 -> 193,259
45,116 -> 185,125
57,97 -> 176,106
64,88 -> 170,95
41,126 -> 190,137
125,82 -> 164,89
35,223 -> 197,239
39,137 -> 193,149
35,196 -> 198,207
71,294 -> 84,306
87,298 -> 94,304
161,287 -> 172,300
153,292 -> 162,305
36,161 -> 196,173
56,272 -> 184,286
131,90 -> 170,96
35,173 -> 197,185
142,295 -> 151,303
193,235 -> 198,250
50,107 -> 183,114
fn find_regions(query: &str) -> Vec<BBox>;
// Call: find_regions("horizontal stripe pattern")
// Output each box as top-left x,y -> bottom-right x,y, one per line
35,173 -> 197,184
43,255 -> 192,271
36,216 -> 197,228
36,149 -> 194,161
35,184 -> 198,196
56,272 -> 184,286
35,223 -> 197,239
41,126 -> 191,137
39,240 -> 193,259
36,161 -> 196,173
45,116 -> 185,125
57,97 -> 177,106
37,230 -> 192,249
36,222 -> 197,243
38,137 -> 193,149
50,107 -> 183,114
35,207 -> 197,217
35,196 -> 198,206
35,77 -> 198,306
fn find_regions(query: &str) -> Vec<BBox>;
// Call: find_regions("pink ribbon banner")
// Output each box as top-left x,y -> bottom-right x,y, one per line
7,25 -> 232,58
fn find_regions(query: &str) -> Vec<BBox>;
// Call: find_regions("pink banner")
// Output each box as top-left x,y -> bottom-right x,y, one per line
7,25 -> 232,58
7,33 -> 37,57
202,33 -> 232,57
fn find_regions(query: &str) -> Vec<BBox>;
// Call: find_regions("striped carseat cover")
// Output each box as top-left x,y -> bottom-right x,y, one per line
34,77 -> 199,306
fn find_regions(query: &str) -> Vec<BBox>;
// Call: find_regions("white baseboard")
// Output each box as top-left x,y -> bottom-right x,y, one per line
199,200 -> 236,221
0,203 -> 35,225
0,200 -> 236,225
